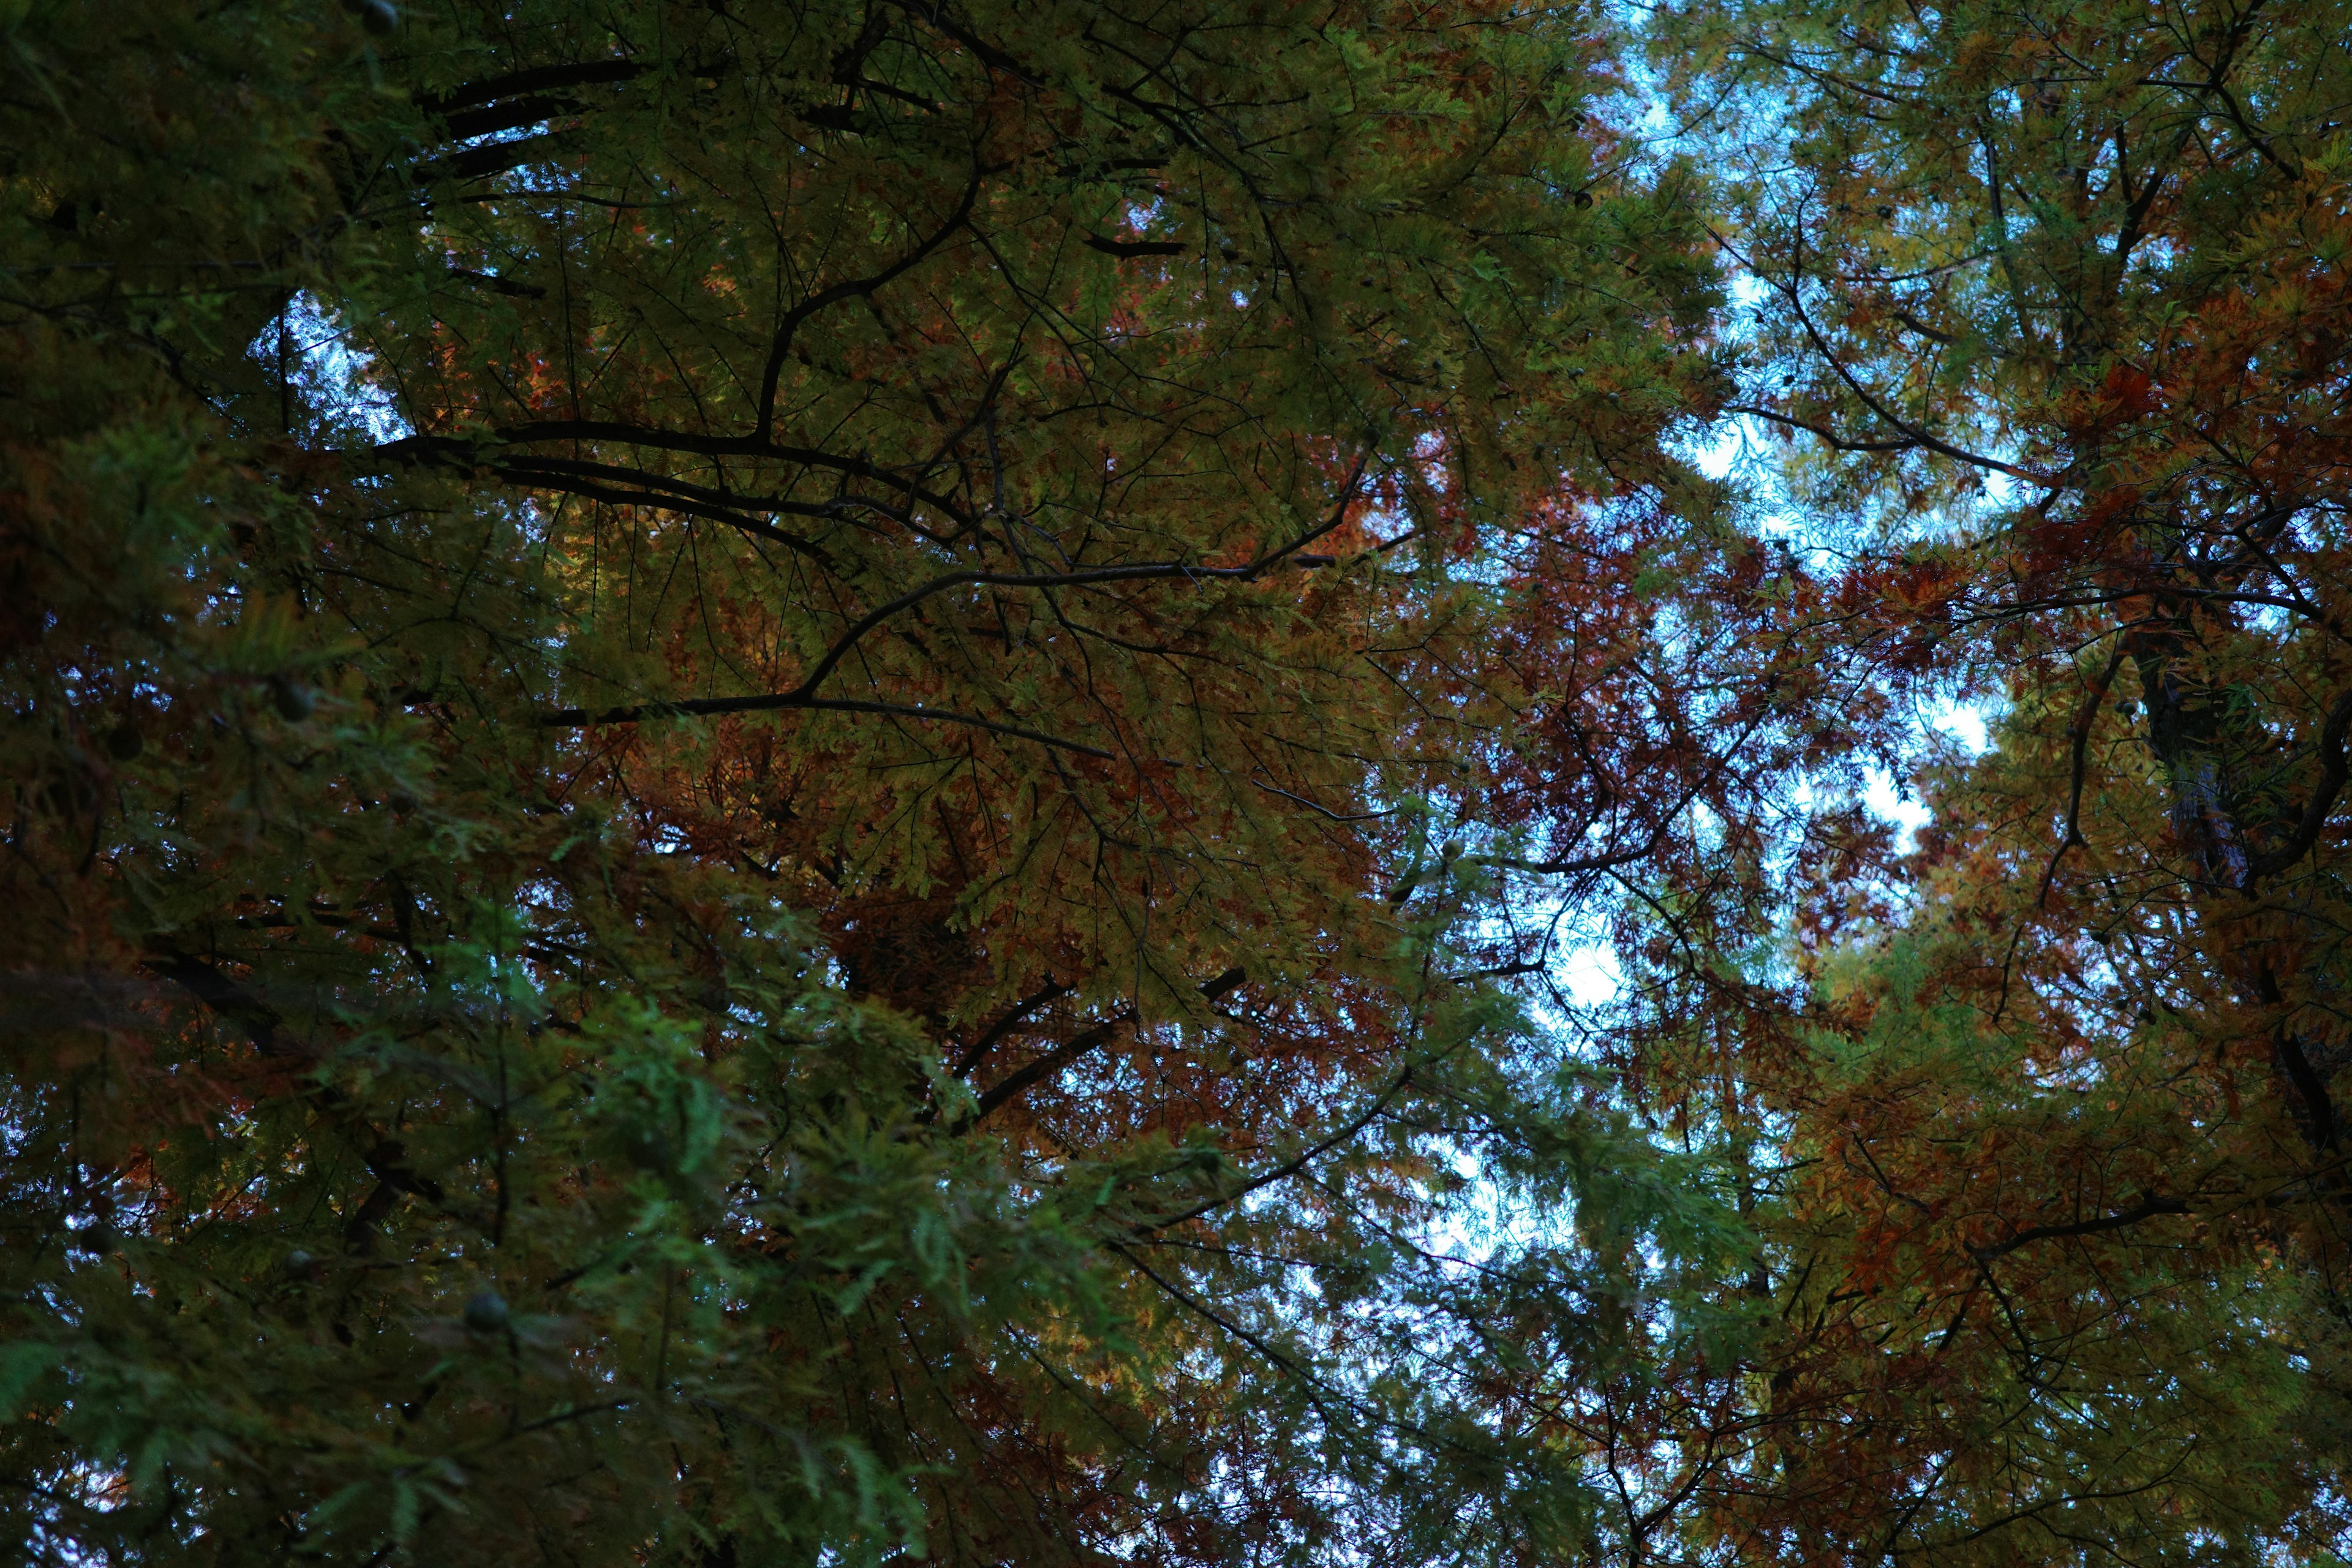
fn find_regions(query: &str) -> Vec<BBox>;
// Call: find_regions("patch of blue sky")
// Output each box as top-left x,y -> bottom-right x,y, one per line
249,292 -> 413,445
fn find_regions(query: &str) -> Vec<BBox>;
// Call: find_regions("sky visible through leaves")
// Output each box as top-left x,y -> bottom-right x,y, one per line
6,0 -> 2352,1564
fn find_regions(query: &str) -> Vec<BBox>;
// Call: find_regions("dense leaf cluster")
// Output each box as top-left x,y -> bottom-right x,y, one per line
5,0 -> 2351,1563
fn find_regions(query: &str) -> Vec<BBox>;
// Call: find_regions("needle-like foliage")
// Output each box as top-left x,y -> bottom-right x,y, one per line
1,1 -> 1744,1563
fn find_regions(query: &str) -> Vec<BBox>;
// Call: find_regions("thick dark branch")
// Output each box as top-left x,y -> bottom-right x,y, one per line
540,454 -> 1368,736
1755,223 -> 2058,485
432,96 -> 579,142
142,942 -> 459,1248
1890,309 -> 1958,345
1084,235 -> 1188,257
448,267 -> 548,300
414,132 -> 579,186
1969,1194 -> 2189,1261
2247,687 -> 2352,884
971,1014 -> 1129,1121
1197,966 -> 1246,1004
1250,776 -> 1388,823
1109,1240 -> 1315,1383
1796,330 -> 2048,484
511,426 -> 978,529
2035,648 -> 2126,908
538,694 -> 1113,756
363,1137 -> 445,1204
413,59 -> 649,116
371,426 -> 978,530
950,980 -> 1072,1078
1724,402 -> 1924,457
804,454 -> 1367,694
1134,1065 -> 1412,1235
2144,4 -> 2301,185
968,967 -> 1248,1124
904,4 -> 1044,85
1445,959 -> 1547,983
1482,837 -> 1664,879
782,521 -> 1356,704
140,940 -> 292,1058
754,160 -> 989,442
489,460 -> 835,562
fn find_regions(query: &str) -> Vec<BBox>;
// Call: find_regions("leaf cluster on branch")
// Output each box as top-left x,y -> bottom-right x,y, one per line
8,0 -> 2352,1562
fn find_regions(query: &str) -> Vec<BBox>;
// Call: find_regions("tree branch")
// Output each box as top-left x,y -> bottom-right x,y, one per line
537,693 -> 1114,756
489,461 -> 835,563
754,160 -> 989,442
965,967 -> 1247,1125
536,455 -> 1369,744
1969,1193 -> 2189,1261
949,979 -> 1072,1079
372,426 -> 980,532
2247,686 -> 2352,883
413,59 -> 649,116
1133,1065 -> 1412,1235
2035,647 -> 2125,908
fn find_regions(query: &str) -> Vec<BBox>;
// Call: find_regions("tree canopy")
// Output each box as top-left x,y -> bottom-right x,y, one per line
4,0 -> 2351,1563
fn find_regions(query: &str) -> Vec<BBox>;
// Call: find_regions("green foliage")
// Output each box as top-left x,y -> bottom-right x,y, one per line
1,0 -> 1744,1563
28,0 -> 2347,1559
1626,0 -> 2352,1558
